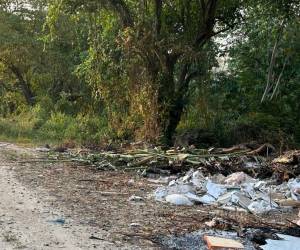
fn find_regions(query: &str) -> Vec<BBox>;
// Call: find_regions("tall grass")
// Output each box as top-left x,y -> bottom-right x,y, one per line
0,107 -> 112,145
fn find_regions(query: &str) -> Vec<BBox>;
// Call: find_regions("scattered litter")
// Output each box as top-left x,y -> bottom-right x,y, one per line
165,194 -> 193,206
205,219 -> 217,228
206,180 -> 227,199
129,223 -> 142,228
6,142 -> 300,249
198,194 -> 216,205
294,219 -> 300,226
153,168 -> 300,214
204,217 -> 238,230
159,229 -> 254,250
204,235 -> 244,250
47,218 -> 65,225
89,235 -> 105,240
247,200 -> 274,214
288,179 -> 300,201
224,172 -> 254,186
127,179 -> 135,185
185,192 -> 206,203
128,195 -> 144,202
35,147 -> 51,152
261,234 -> 300,250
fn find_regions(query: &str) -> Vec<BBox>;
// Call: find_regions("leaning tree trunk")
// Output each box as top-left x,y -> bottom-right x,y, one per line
9,64 -> 35,106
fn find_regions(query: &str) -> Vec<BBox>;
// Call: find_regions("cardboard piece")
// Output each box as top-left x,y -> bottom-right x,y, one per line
204,235 -> 244,250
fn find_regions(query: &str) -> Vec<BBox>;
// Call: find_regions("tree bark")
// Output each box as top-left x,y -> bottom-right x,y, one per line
163,64 -> 200,145
8,64 -> 35,106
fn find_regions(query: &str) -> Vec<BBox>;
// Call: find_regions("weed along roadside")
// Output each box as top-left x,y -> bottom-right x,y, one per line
0,142 -> 299,249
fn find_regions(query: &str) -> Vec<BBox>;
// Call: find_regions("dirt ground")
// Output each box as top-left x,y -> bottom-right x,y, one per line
0,142 -> 298,249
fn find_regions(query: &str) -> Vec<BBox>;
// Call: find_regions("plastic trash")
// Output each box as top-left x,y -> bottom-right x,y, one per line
198,194 -> 216,204
261,234 -> 300,250
36,147 -> 50,152
128,195 -> 144,202
165,194 -> 193,206
288,179 -> 300,201
248,200 -> 273,214
191,170 -> 205,187
217,191 -> 238,204
185,192 -> 205,203
154,187 -> 168,201
231,192 -> 252,209
206,180 -> 227,199
224,172 -> 253,185
47,218 -> 65,225
152,169 -> 292,213
154,183 -> 195,202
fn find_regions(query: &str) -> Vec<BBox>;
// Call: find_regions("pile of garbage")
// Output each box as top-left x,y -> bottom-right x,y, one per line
154,169 -> 300,214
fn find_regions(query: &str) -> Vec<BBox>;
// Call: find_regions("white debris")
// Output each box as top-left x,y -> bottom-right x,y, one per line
154,183 -> 195,201
224,172 -> 254,185
254,181 -> 267,189
168,180 -> 176,186
231,192 -> 252,209
217,191 -> 238,204
154,187 -> 168,201
35,147 -> 50,152
185,192 -> 206,203
206,180 -> 227,199
127,179 -> 135,185
191,170 -> 205,187
261,234 -> 300,250
148,176 -> 177,184
152,169 -> 290,214
248,200 -> 274,214
288,179 -> 300,201
128,195 -> 144,202
198,194 -> 216,204
129,223 -> 142,228
165,194 -> 194,206
205,218 -> 217,227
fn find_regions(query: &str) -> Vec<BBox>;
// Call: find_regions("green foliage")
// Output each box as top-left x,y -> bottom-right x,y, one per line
0,108 -> 112,144
0,0 -> 299,147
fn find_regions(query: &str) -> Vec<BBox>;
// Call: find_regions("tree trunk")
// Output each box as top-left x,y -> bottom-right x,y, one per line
156,56 -> 177,145
164,94 -> 185,145
9,64 -> 35,106
157,62 -> 199,145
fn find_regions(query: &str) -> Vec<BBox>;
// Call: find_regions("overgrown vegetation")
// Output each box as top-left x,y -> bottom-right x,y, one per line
0,0 -> 299,147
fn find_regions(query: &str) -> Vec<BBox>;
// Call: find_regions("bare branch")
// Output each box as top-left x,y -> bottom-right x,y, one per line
261,20 -> 285,103
270,57 -> 288,100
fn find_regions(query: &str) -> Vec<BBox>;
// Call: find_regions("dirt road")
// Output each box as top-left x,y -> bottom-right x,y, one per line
0,143 -> 127,250
1,142 -> 296,250
0,142 -> 208,250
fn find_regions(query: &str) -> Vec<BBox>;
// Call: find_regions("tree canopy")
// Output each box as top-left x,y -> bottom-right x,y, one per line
0,0 -> 299,146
